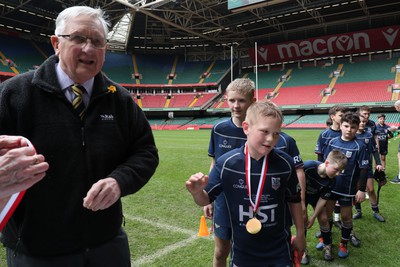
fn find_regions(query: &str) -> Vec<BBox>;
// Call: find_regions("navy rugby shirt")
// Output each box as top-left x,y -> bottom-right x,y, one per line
206,146 -> 300,266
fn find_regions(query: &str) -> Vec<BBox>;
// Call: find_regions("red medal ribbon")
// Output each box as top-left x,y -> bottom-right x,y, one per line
245,144 -> 269,215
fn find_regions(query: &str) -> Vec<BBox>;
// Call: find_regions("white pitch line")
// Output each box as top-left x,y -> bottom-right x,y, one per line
307,258 -> 348,267
125,215 -> 213,266
124,214 -> 198,235
131,235 -> 199,266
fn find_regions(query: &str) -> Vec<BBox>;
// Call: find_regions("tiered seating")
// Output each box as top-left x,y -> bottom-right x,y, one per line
103,52 -> 135,84
339,58 -> 396,82
134,54 -> 174,84
186,116 -> 229,129
139,94 -> 166,108
204,60 -> 231,83
162,117 -> 194,130
269,85 -> 324,105
211,95 -> 228,109
286,114 -> 329,128
284,64 -> 334,86
282,114 -> 302,127
0,34 -> 47,73
243,69 -> 285,89
169,94 -> 196,108
174,58 -> 211,84
190,93 -> 217,107
326,80 -> 392,104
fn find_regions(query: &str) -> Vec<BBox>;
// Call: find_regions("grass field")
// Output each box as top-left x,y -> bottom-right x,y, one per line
1,129 -> 400,266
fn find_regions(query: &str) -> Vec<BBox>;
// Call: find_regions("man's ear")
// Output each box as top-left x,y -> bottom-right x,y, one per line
50,35 -> 60,55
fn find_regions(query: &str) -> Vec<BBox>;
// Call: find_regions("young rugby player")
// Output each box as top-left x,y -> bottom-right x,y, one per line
375,113 -> 393,170
205,78 -> 255,267
304,150 -> 348,262
323,112 -> 369,259
353,114 -> 385,222
186,101 -> 306,266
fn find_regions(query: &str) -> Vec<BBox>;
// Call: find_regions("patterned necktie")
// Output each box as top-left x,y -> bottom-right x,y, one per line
70,84 -> 86,119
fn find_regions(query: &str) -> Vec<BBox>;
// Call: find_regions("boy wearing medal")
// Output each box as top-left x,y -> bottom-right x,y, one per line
303,150 -> 348,262
186,101 -> 306,266
323,112 -> 369,259
205,78 -> 255,267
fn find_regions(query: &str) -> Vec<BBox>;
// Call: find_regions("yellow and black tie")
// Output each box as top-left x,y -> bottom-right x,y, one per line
71,84 -> 86,119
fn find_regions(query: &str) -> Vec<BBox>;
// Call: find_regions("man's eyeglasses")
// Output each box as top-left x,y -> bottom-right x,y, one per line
58,34 -> 108,49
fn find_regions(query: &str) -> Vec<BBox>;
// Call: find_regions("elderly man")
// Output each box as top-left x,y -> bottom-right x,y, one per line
0,6 -> 158,267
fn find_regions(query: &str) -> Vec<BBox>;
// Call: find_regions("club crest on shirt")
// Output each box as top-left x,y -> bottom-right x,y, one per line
271,177 -> 280,190
345,151 -> 352,158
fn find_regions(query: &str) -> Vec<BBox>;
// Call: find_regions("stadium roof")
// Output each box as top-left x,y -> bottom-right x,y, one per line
0,0 -> 399,60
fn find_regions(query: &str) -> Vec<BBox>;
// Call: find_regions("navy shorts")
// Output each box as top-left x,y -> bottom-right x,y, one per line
213,194 -> 231,240
305,194 -> 319,208
379,141 -> 388,155
213,223 -> 232,240
328,192 -> 354,207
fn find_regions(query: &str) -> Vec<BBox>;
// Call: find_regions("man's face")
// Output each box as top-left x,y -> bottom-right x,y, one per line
378,116 -> 385,125
51,15 -> 107,84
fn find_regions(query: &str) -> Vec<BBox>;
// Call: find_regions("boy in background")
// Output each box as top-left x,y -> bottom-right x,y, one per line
315,106 -> 347,231
391,100 -> 400,184
324,112 -> 369,259
353,114 -> 385,222
358,106 -> 377,135
375,113 -> 393,170
205,78 -> 255,267
186,101 -> 305,266
304,150 -> 348,262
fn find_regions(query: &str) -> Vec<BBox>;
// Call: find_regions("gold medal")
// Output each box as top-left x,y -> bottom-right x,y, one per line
246,217 -> 262,234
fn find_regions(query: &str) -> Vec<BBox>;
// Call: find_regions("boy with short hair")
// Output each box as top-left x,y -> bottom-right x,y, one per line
323,112 -> 369,259
353,114 -> 385,222
186,101 -> 306,266
375,113 -> 393,169
315,105 -> 347,162
304,150 -> 348,262
205,78 -> 255,267
315,106 -> 347,231
391,100 -> 400,184
358,106 -> 376,135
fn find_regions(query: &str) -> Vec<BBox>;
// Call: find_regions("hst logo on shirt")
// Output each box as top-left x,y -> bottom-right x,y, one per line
345,151 -> 352,158
239,204 -> 278,224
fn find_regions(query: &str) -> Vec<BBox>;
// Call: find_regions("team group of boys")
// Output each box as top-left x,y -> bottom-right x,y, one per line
186,78 -> 393,266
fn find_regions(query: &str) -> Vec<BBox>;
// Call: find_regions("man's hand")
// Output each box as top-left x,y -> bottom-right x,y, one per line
83,178 -> 121,211
0,136 -> 49,199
